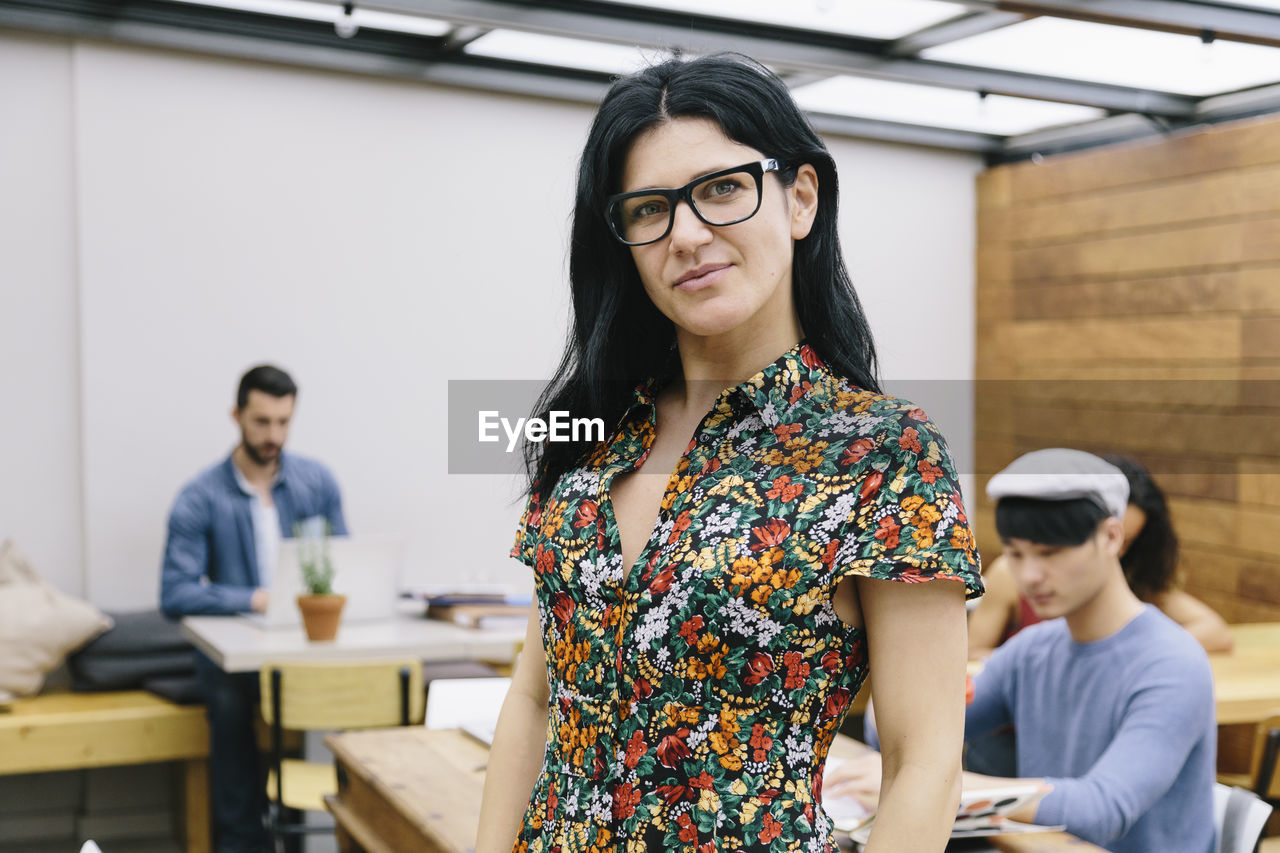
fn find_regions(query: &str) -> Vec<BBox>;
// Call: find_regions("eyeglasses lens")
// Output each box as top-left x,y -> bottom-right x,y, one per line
611,169 -> 762,246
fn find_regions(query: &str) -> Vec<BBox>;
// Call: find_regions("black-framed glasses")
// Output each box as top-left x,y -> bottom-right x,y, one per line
605,158 -> 784,247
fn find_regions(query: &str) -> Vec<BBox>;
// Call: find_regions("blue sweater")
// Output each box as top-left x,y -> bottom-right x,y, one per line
159,452 -> 347,616
967,606 -> 1216,853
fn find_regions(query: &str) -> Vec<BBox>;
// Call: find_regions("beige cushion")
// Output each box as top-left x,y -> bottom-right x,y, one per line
0,539 -> 112,699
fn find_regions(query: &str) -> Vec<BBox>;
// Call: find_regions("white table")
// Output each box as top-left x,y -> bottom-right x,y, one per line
181,615 -> 525,673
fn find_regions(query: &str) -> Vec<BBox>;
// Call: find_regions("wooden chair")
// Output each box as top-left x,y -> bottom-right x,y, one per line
1219,712 -> 1280,852
1249,713 -> 1280,802
1255,713 -> 1280,851
259,659 -> 425,848
1221,713 -> 1280,795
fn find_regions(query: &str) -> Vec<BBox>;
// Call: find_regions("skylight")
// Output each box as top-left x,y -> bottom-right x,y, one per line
1203,0 -> 1280,8
464,30 -> 670,76
923,17 -> 1280,97
791,75 -> 1107,136
595,0 -> 968,39
172,0 -> 452,36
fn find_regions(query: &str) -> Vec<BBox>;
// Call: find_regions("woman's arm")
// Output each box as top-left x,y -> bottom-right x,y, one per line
1152,589 -> 1234,653
966,556 -> 1018,660
475,603 -> 551,853
855,575 -> 968,853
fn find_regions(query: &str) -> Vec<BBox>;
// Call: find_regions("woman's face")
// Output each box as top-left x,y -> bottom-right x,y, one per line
618,117 -> 818,342
1120,503 -> 1147,556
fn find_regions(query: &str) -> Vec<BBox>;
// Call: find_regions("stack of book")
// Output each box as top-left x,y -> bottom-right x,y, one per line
408,586 -> 531,631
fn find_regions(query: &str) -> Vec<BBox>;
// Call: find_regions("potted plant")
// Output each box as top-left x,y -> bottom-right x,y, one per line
294,521 -> 345,641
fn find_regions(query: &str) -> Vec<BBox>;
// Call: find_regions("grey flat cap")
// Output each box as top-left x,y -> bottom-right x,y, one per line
986,448 -> 1130,519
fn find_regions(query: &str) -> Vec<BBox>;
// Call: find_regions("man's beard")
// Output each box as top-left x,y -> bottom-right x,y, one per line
242,439 -> 280,466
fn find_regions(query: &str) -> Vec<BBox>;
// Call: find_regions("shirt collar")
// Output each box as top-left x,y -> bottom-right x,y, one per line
732,340 -> 831,421
620,340 -> 833,427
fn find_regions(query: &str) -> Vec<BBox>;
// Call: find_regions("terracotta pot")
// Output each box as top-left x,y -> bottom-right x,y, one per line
296,594 -> 346,641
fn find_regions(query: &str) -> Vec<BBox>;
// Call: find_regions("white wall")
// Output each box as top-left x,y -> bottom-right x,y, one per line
831,136 -> 983,501
0,30 -> 980,609
71,41 -> 581,607
0,32 -> 84,596
835,136 -> 979,381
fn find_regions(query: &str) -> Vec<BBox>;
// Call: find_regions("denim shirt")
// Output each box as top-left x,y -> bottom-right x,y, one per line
159,451 -> 347,616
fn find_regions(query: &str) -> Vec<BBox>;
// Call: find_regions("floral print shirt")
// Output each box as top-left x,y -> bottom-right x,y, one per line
510,342 -> 982,853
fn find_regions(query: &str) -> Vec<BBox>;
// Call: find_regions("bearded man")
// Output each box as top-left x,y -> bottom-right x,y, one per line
160,364 -> 346,853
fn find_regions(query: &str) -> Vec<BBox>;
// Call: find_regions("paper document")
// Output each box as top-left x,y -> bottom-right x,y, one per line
823,758 -> 1059,846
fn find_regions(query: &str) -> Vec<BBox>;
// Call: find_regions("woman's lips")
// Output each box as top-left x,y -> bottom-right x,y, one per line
674,264 -> 730,292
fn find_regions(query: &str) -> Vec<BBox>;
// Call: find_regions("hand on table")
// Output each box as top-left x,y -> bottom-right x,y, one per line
251,588 -> 270,613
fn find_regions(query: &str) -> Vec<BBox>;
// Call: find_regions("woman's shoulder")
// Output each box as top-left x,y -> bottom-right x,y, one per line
801,377 -> 952,452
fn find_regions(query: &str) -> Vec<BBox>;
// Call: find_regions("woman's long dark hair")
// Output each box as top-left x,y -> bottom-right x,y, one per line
1102,453 -> 1180,601
525,54 -> 881,497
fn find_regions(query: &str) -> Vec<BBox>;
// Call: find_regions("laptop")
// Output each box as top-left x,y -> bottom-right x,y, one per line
242,536 -> 404,629
422,677 -> 512,746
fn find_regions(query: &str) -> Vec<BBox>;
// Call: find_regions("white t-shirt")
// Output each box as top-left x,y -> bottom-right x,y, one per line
232,463 -> 281,588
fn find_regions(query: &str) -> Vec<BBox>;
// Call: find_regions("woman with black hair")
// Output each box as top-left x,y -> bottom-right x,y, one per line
968,454 -> 1232,657
1104,453 -> 1232,652
476,54 -> 982,853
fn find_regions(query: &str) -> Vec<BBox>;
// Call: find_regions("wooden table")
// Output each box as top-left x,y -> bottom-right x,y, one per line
181,615 -> 524,673
1213,624 -> 1280,727
1213,623 -> 1280,774
1230,623 -> 1280,653
325,727 -> 486,853
0,691 -> 210,853
323,728 -> 1102,853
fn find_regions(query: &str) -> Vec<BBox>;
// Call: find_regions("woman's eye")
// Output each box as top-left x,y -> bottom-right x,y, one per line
629,200 -> 667,220
705,179 -> 742,197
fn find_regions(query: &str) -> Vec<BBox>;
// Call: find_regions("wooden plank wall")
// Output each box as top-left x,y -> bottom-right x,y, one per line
974,113 -> 1280,624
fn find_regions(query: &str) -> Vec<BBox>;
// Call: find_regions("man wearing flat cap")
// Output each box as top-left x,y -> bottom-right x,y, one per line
968,448 -> 1217,853
832,449 -> 1216,853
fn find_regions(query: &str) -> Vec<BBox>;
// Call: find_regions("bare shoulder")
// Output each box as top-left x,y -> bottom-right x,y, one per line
981,555 -> 1018,602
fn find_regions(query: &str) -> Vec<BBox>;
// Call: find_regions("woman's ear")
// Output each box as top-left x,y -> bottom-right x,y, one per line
789,163 -> 819,240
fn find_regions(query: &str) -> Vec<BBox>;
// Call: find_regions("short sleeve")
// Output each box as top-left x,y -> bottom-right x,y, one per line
510,487 -> 543,569
830,404 -> 983,599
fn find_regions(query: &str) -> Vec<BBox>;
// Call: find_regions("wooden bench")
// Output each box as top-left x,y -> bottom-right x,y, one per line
0,690 -> 211,853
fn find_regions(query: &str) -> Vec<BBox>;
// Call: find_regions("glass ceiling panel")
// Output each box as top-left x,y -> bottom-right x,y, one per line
1202,0 -> 1280,8
923,17 -> 1280,97
596,0 -> 968,39
172,0 -> 451,36
464,30 -> 672,76
791,75 -> 1107,136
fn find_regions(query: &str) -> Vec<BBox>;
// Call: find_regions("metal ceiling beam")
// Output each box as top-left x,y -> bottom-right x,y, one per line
996,75 -> 1280,162
0,0 -> 1004,155
999,113 -> 1171,160
354,0 -> 1198,115
1196,80 -> 1280,121
439,23 -> 491,53
0,0 -> 611,97
807,113 -> 1004,154
0,0 -> 1202,115
11,0 -> 1279,160
963,0 -> 1280,47
886,9 -> 1029,56
0,0 -> 452,61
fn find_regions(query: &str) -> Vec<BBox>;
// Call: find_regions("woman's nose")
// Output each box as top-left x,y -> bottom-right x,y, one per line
667,200 -> 713,253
